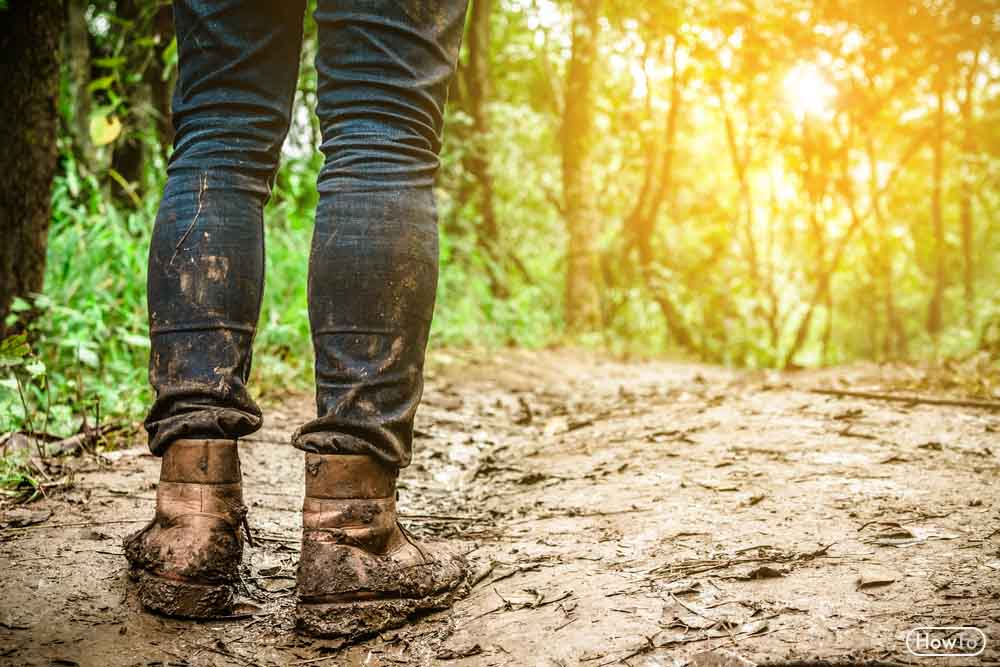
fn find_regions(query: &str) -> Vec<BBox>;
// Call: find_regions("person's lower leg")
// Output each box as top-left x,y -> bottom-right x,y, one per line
144,0 -> 305,453
129,0 -> 306,618
292,0 -> 469,467
292,0 -> 470,638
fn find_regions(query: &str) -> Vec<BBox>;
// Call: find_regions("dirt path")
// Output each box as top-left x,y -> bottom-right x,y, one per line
2,350 -> 999,666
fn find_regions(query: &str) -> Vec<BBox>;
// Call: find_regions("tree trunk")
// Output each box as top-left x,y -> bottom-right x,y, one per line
464,0 -> 505,296
717,81 -> 759,285
149,2 -> 176,155
561,0 -> 602,330
0,0 -> 63,338
927,72 -> 946,336
111,0 -> 174,204
623,38 -> 697,354
110,0 -> 145,203
959,53 -> 978,328
866,137 -> 903,359
66,0 -> 94,171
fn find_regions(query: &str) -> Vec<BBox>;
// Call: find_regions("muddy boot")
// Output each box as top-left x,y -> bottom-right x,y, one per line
295,453 -> 469,638
124,439 -> 247,618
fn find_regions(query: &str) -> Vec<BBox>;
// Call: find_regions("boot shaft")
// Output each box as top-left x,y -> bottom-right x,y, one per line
302,453 -> 401,555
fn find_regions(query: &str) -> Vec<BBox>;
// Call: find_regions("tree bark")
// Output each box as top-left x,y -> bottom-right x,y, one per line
717,81 -> 759,285
623,37 -> 698,354
561,0 -> 602,330
110,0 -> 146,204
111,0 -> 175,203
927,71 -> 946,336
463,0 -> 505,296
958,52 -> 978,328
0,0 -> 63,338
149,2 -> 176,155
66,0 -> 94,171
866,136 -> 904,359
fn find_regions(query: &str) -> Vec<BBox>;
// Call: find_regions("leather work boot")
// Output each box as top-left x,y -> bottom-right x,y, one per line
124,439 -> 247,617
295,453 -> 469,638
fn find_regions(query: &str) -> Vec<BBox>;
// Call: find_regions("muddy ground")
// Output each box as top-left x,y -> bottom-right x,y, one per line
1,349 -> 999,666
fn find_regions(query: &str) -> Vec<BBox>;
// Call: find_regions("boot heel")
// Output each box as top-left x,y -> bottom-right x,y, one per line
130,567 -> 236,619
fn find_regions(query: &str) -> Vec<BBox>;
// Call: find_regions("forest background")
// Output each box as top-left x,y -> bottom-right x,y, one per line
1,0 -> 998,481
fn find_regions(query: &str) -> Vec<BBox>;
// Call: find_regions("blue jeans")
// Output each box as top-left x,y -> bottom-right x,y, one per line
145,0 -> 468,468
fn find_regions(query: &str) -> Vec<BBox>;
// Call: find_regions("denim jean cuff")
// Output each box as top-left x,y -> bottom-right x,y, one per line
290,429 -> 405,470
146,408 -> 263,456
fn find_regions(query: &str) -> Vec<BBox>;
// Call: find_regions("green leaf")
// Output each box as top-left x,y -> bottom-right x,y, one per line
161,37 -> 178,80
86,75 -> 116,93
92,56 -> 126,69
0,334 -> 30,362
9,297 -> 31,313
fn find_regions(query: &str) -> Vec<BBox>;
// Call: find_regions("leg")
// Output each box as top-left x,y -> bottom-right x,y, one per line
291,0 -> 469,469
127,0 -> 305,618
144,0 -> 305,454
293,0 -> 470,638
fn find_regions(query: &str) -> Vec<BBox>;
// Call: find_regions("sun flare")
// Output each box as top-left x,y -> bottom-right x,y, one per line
784,63 -> 836,118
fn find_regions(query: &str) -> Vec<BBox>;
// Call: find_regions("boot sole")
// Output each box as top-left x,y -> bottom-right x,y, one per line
295,584 -> 465,639
130,567 -> 236,619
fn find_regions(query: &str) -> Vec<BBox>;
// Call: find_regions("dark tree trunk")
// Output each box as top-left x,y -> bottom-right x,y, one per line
111,0 -> 175,203
149,2 -> 176,155
110,0 -> 146,203
66,0 -> 94,171
0,0 -> 63,338
463,0 -> 506,296
466,0 -> 497,246
561,0 -> 602,331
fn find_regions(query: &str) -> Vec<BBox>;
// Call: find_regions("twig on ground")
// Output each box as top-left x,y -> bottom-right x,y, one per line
0,519 -> 145,532
669,592 -> 715,621
507,508 -> 652,526
810,388 -> 1000,411
649,543 -> 834,581
400,513 -> 484,522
